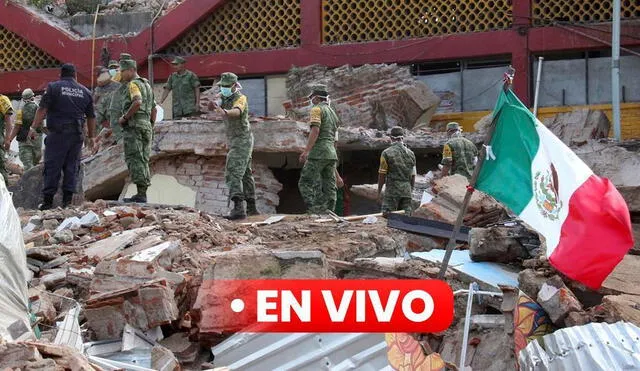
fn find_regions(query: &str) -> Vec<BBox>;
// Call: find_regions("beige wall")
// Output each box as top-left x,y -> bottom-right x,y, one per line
266,75 -> 288,117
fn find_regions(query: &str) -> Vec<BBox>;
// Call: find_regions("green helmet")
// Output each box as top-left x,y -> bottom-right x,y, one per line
171,56 -> 186,65
389,126 -> 404,138
308,83 -> 329,98
446,122 -> 461,132
22,88 -> 34,100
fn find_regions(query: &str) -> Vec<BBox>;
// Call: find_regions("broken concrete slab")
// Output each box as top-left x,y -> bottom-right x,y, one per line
159,332 -> 199,364
517,269 -> 549,302
601,254 -> 640,296
151,344 -> 180,371
41,271 -> 67,290
537,276 -> 583,326
0,342 -> 44,369
543,109 -> 610,147
601,294 -> 640,326
413,174 -> 507,226
84,226 -> 156,259
469,226 -> 532,264
204,246 -> 330,280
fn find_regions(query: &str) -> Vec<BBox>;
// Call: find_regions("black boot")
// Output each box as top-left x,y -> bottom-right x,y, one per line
62,191 -> 73,208
225,198 -> 247,220
123,185 -> 148,203
246,198 -> 260,216
38,194 -> 54,211
123,193 -> 147,203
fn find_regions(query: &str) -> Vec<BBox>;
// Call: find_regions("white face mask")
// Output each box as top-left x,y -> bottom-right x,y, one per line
109,69 -> 117,77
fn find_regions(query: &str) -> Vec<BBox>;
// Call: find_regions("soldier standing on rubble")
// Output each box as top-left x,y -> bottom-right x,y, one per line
298,84 -> 340,215
440,122 -> 478,180
4,89 -> 42,171
377,126 -> 417,217
0,93 -> 14,185
94,65 -> 121,135
209,72 -> 259,220
117,58 -> 156,204
160,56 -> 201,119
30,63 -> 97,210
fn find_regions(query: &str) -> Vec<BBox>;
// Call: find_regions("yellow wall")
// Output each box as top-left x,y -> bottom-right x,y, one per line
431,103 -> 640,140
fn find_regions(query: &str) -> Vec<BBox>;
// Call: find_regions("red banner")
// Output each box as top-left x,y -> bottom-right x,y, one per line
199,279 -> 454,333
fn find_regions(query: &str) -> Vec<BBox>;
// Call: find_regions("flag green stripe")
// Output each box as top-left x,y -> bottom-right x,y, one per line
476,91 -> 540,215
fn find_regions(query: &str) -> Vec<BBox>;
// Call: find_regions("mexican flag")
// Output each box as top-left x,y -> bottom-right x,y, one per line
476,89 -> 634,289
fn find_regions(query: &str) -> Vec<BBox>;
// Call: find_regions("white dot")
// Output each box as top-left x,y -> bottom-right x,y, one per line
231,299 -> 245,313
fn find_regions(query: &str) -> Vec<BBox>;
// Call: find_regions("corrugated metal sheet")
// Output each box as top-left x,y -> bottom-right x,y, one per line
212,333 -> 392,371
518,321 -> 640,371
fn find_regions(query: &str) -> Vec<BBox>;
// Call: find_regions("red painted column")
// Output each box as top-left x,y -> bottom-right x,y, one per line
300,0 -> 322,47
511,0 -> 532,105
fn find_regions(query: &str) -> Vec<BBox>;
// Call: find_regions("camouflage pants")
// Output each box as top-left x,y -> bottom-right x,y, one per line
299,158 -> 337,214
123,123 -> 152,190
0,146 -> 7,186
18,134 -> 43,171
382,181 -> 413,216
225,141 -> 256,201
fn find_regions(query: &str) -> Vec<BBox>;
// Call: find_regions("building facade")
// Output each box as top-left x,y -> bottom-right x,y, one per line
1,0 -> 639,137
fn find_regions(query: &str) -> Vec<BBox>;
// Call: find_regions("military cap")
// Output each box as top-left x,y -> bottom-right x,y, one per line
22,88 -> 34,100
171,56 -> 186,65
120,59 -> 137,70
308,84 -> 329,98
389,126 -> 404,138
61,63 -> 76,77
446,122 -> 461,131
217,72 -> 238,87
108,60 -> 119,68
119,53 -> 133,61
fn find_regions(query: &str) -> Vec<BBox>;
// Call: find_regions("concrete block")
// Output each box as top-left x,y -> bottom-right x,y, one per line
537,276 -> 583,326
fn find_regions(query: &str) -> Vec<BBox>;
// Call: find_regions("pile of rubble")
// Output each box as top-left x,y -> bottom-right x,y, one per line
3,198 -> 462,369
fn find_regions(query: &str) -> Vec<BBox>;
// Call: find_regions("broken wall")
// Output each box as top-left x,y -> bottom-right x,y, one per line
283,64 -> 441,130
136,154 -> 282,215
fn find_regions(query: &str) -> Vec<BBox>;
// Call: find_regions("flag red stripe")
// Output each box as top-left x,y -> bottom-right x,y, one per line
549,175 -> 634,289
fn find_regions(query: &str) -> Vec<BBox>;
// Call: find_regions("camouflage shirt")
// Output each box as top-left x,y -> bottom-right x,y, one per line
166,70 -> 200,117
18,101 -> 38,130
308,102 -> 339,160
221,92 -> 252,147
121,76 -> 155,126
441,135 -> 478,179
379,141 -> 417,183
95,81 -> 121,118
0,95 -> 14,141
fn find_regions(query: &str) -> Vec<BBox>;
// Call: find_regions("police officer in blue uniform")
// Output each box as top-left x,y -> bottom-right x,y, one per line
30,64 -> 97,210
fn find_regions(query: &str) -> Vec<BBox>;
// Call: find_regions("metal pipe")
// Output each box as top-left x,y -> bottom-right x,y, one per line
612,0 -> 622,142
533,56 -> 543,116
148,0 -> 168,86
90,4 -> 101,91
453,289 -> 503,297
459,282 -> 475,370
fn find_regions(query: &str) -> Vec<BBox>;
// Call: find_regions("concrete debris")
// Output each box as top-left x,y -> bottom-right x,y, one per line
413,174 -> 508,227
469,224 -> 539,264
536,276 -> 583,326
543,109 -> 610,147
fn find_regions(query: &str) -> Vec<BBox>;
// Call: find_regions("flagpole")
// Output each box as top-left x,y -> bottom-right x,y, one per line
437,67 -> 514,279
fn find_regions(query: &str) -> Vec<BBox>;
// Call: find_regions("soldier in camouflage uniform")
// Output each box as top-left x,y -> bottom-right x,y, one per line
377,127 -> 417,217
117,58 -> 157,203
298,84 -> 340,214
5,89 -> 42,171
160,56 -> 201,119
0,93 -> 14,185
210,72 -> 258,220
94,66 -> 121,134
109,55 -> 133,143
441,122 -> 478,180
